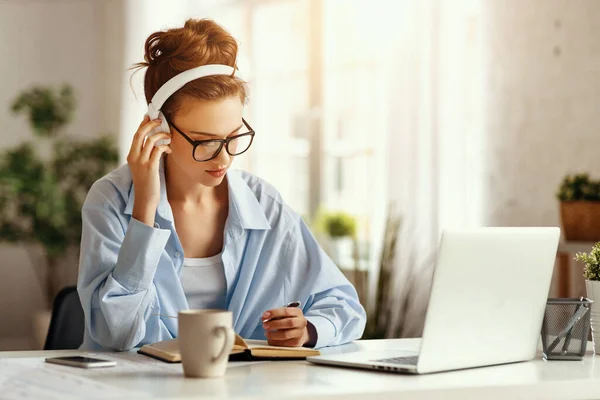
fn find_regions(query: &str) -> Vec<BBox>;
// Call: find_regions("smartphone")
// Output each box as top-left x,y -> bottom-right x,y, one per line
45,356 -> 117,369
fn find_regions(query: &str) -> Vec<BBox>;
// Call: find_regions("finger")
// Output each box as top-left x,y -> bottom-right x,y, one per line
129,118 -> 161,160
138,115 -> 150,129
149,144 -> 172,167
263,316 -> 305,331
130,119 -> 163,158
265,327 -> 305,342
141,133 -> 171,161
262,307 -> 302,321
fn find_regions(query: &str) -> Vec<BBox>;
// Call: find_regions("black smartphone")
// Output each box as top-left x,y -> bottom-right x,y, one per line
45,356 -> 117,369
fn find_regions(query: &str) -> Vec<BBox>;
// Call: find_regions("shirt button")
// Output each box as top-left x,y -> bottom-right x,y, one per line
175,251 -> 181,258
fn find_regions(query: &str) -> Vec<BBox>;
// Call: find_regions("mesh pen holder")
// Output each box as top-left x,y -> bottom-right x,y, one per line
541,298 -> 593,360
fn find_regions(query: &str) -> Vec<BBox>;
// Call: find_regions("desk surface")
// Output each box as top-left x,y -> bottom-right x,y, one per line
1,339 -> 600,400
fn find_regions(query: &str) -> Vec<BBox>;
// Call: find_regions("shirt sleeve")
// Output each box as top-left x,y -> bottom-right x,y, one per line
77,180 -> 173,351
282,213 -> 367,349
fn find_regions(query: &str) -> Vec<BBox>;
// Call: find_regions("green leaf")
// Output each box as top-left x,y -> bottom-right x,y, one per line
575,243 -> 600,280
11,84 -> 75,137
315,210 -> 358,238
557,173 -> 600,202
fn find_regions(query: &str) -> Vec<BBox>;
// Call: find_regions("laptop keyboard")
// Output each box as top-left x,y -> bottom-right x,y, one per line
373,356 -> 419,366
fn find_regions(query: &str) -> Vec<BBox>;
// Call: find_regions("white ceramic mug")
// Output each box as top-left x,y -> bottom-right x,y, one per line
178,309 -> 235,378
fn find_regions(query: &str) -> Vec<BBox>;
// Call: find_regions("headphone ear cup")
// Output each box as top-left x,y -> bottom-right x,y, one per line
156,111 -> 170,133
153,111 -> 171,146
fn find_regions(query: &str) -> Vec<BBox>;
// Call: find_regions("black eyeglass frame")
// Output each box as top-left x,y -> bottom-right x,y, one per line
167,118 -> 255,162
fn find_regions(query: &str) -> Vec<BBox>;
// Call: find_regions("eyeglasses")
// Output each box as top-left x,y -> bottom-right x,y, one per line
167,118 -> 255,162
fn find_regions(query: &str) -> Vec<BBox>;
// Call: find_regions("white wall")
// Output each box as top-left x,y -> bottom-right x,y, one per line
483,0 -> 600,297
0,0 -> 124,349
483,0 -> 600,226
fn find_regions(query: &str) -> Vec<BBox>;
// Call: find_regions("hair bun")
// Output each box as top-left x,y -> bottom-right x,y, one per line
132,18 -> 244,105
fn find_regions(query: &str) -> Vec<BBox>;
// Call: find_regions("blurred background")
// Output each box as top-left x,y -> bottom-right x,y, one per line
1,0 -> 599,350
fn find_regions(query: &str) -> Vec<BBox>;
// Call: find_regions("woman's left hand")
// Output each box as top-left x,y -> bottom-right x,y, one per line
262,307 -> 313,347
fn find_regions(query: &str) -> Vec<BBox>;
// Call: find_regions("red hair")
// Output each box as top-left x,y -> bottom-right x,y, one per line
132,18 -> 246,118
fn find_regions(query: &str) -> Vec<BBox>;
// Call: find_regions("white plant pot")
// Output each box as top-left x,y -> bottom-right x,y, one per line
328,237 -> 354,267
585,280 -> 600,355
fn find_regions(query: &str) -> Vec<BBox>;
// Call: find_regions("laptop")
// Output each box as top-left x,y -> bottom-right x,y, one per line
308,227 -> 561,374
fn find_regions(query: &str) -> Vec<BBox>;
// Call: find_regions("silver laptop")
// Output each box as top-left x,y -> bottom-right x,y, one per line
308,227 -> 560,374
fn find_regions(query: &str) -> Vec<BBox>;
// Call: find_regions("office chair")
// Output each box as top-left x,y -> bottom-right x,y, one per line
44,286 -> 85,350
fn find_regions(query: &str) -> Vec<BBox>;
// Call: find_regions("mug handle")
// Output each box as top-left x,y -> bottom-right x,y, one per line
212,326 -> 234,363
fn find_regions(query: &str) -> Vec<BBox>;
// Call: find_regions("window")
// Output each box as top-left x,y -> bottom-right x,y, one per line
249,0 -> 312,217
163,0 -> 395,267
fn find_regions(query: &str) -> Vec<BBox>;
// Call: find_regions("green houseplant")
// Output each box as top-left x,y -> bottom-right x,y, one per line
575,244 -> 600,281
575,243 -> 600,354
313,207 -> 406,339
320,212 -> 357,239
0,84 -> 118,311
315,210 -> 357,269
557,174 -> 600,241
313,209 -> 366,300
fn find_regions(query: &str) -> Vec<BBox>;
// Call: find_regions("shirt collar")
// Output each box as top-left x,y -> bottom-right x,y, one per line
124,159 -> 271,235
225,169 -> 271,231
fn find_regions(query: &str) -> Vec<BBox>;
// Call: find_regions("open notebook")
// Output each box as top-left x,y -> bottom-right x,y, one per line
138,334 -> 320,363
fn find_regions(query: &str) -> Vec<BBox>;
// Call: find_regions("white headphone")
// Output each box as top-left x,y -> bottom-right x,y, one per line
146,64 -> 249,145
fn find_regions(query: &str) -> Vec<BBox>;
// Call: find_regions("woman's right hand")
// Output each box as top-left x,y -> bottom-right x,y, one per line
127,116 -> 172,227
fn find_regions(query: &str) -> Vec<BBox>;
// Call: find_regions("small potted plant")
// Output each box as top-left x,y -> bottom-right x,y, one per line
575,243 -> 600,354
316,211 -> 357,268
557,173 -> 600,241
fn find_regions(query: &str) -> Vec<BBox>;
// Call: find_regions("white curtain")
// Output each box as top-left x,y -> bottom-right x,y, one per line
385,0 -> 484,337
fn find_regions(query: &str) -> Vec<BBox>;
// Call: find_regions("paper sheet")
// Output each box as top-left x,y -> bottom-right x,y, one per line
0,353 -> 261,399
0,357 -> 147,399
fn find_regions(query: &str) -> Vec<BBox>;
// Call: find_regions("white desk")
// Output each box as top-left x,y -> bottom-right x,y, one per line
1,339 -> 600,400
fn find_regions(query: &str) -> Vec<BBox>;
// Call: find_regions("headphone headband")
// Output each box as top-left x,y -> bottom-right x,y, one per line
146,64 -> 248,145
148,64 -> 247,114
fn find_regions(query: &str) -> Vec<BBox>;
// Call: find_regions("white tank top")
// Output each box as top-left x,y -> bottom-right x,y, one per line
180,253 -> 227,310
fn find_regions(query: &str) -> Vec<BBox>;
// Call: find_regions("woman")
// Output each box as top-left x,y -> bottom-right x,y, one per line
77,18 -> 366,351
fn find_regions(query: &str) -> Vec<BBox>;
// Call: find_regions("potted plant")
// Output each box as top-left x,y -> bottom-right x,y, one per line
0,84 -> 118,348
317,211 -> 357,268
312,205 -> 406,339
557,173 -> 600,241
575,243 -> 600,354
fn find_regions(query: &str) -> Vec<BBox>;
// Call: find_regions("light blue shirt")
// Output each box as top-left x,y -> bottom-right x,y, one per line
77,161 -> 366,351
